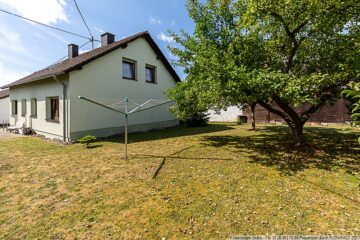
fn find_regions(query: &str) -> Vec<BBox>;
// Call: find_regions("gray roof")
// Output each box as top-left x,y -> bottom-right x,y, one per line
2,31 -> 180,89
0,89 -> 9,99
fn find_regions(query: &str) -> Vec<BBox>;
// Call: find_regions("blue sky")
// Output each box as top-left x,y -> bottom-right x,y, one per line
0,0 -> 193,86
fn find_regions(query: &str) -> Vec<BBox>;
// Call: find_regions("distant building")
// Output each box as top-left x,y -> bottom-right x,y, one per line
208,106 -> 243,122
0,89 -> 9,125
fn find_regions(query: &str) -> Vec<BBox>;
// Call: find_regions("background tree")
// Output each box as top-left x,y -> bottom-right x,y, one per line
169,0 -> 360,146
343,82 -> 360,144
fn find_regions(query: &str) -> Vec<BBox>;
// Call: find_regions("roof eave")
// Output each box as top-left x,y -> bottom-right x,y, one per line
2,71 -> 66,89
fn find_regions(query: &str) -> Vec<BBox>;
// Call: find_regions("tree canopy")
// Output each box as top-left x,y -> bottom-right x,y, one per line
343,82 -> 360,144
169,0 -> 360,146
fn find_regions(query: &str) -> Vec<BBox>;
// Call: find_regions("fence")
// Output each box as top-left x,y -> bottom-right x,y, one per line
244,99 -> 352,124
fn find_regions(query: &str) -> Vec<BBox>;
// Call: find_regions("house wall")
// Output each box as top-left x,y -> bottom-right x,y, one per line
9,76 -> 69,140
208,106 -> 243,122
69,37 -> 178,140
0,97 -> 9,124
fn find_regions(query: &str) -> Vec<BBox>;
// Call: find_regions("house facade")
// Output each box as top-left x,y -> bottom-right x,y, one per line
0,89 -> 9,125
3,32 -> 180,141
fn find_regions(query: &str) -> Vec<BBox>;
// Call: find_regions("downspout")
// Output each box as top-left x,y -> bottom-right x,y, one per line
53,75 -> 67,143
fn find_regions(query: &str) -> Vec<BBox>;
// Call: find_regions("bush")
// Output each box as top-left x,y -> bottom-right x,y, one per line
237,115 -> 248,125
78,135 -> 97,148
182,112 -> 209,127
168,82 -> 210,127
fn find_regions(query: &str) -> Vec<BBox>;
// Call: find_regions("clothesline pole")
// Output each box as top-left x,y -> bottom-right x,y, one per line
124,97 -> 129,160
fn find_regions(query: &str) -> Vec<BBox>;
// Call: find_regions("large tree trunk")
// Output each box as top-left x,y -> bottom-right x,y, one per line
259,94 -> 327,147
289,124 -> 305,147
250,102 -> 256,130
258,100 -> 309,147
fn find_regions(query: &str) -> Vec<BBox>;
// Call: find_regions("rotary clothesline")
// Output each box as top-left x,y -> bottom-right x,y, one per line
78,96 -> 173,159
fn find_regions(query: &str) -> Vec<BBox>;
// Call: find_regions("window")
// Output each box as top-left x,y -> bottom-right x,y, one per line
11,100 -> 18,116
47,97 -> 59,122
21,99 -> 26,116
122,59 -> 136,80
31,98 -> 37,117
145,65 -> 156,83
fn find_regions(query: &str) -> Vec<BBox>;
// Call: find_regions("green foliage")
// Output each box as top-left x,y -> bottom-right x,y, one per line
342,82 -> 360,144
78,135 -> 97,148
237,115 -> 248,125
181,112 -> 209,127
168,81 -> 210,127
168,0 -> 360,145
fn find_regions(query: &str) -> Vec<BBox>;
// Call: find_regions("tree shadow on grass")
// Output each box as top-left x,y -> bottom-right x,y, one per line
201,125 -> 360,175
87,144 -> 103,149
101,124 -> 234,144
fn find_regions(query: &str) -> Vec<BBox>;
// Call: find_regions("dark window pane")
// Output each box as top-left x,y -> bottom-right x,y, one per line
31,99 -> 37,117
51,98 -> 59,121
146,66 -> 155,83
123,61 -> 135,79
12,100 -> 17,115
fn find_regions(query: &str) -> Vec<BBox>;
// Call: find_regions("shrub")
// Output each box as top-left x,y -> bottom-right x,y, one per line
168,82 -> 210,127
237,115 -> 248,125
182,112 -> 209,127
342,82 -> 360,144
78,135 -> 97,148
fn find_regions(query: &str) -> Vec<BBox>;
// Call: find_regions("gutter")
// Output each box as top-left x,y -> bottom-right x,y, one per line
53,75 -> 68,143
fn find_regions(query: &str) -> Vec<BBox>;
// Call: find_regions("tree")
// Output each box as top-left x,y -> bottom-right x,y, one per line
343,82 -> 360,144
169,0 -> 360,146
78,135 -> 97,148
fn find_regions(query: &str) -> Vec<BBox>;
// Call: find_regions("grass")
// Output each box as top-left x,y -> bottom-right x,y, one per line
0,123 -> 359,239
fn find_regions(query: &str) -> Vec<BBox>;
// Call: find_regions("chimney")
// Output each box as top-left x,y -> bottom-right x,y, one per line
101,32 -> 115,47
68,44 -> 79,59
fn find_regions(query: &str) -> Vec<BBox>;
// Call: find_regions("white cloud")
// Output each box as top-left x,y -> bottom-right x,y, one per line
0,23 -> 24,52
0,0 -> 68,25
157,32 -> 174,43
0,62 -> 29,86
79,49 -> 89,55
36,26 -> 69,44
94,26 -> 105,34
149,16 -> 162,25
0,23 -> 46,63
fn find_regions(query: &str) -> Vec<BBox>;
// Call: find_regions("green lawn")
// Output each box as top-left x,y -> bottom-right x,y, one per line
0,123 -> 359,239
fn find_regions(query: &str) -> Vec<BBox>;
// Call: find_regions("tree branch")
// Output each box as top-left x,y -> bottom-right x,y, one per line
258,101 -> 294,126
292,20 -> 309,35
270,13 -> 309,73
300,93 -> 333,122
271,95 -> 303,126
270,12 -> 292,37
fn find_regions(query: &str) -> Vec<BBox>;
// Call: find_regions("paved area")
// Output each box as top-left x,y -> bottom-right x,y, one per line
0,130 -> 21,140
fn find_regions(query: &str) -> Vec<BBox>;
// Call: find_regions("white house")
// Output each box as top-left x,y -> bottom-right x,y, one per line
2,32 -> 181,142
208,106 -> 243,122
0,89 -> 9,125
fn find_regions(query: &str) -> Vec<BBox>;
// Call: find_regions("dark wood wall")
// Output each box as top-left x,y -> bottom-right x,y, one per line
244,99 -> 351,123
